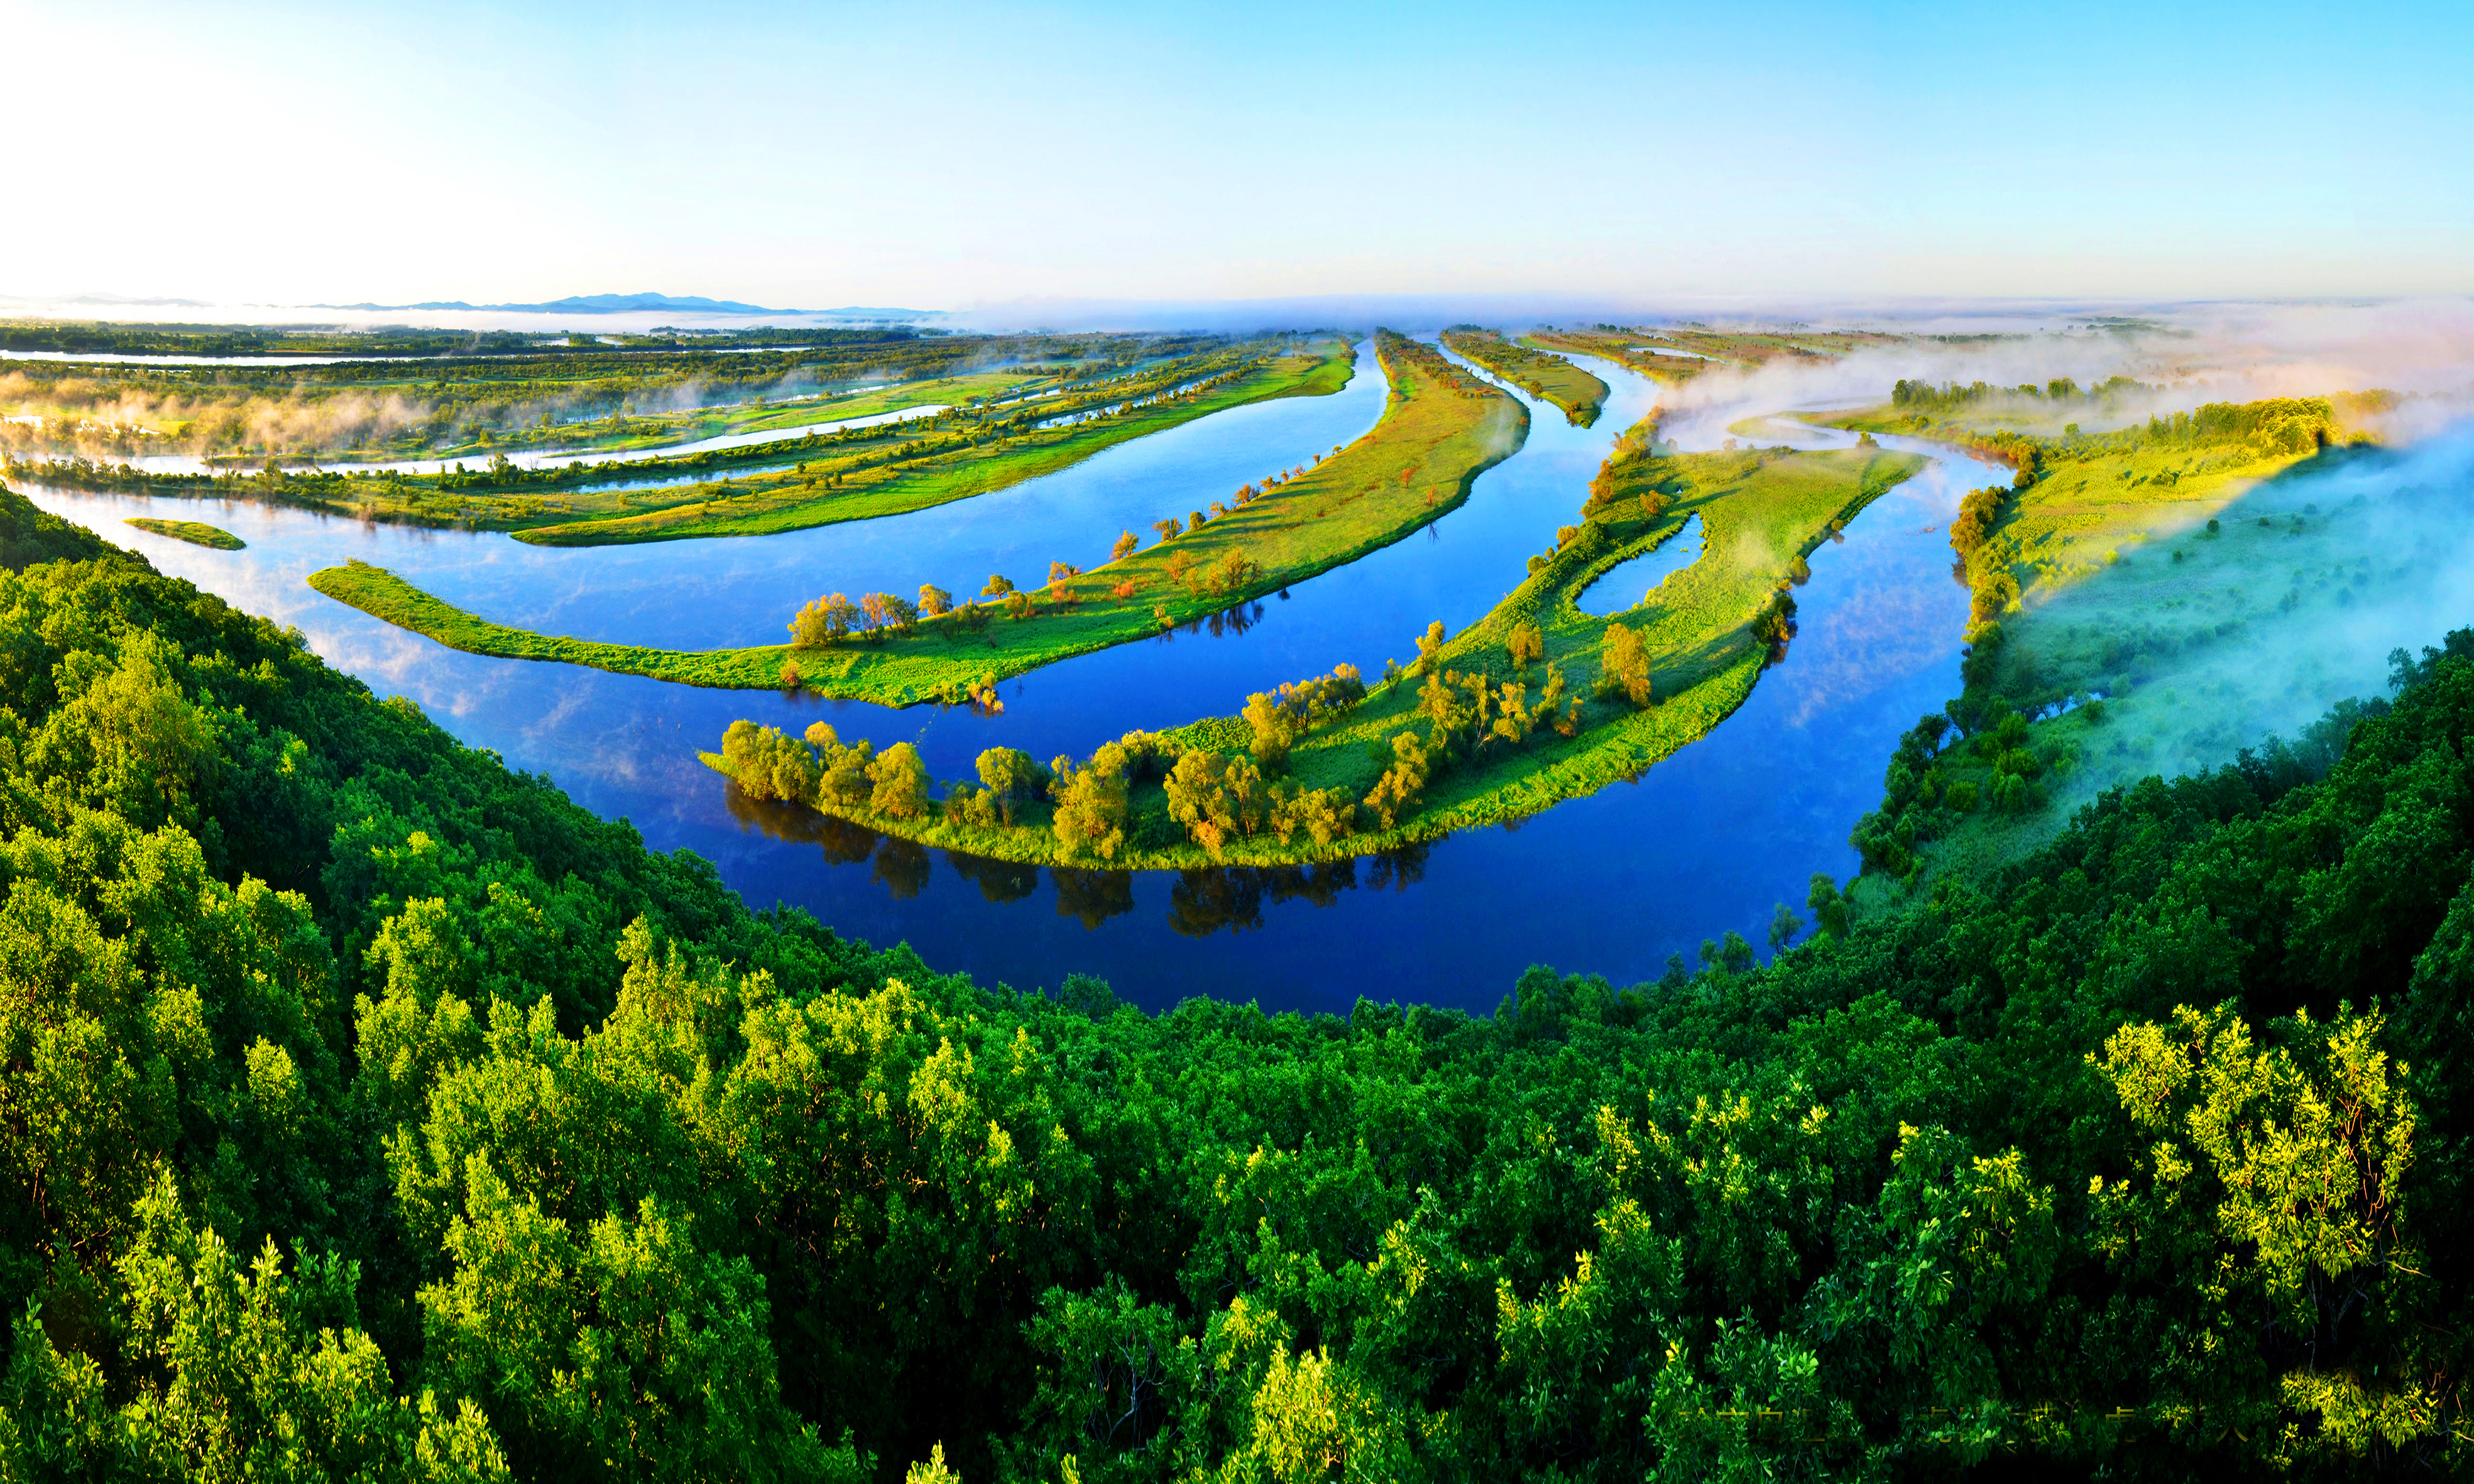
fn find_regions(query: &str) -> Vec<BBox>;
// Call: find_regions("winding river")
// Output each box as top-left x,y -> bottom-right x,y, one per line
18,343 -> 2008,1016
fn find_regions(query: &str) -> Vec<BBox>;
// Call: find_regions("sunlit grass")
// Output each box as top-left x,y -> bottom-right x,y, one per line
309,334 -> 1528,704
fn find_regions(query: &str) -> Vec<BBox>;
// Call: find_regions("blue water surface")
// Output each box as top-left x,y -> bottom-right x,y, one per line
21,349 -> 2000,1017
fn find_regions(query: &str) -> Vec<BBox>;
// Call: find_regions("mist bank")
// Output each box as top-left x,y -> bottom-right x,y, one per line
1650,297 -> 2474,450
2027,427 -> 2474,801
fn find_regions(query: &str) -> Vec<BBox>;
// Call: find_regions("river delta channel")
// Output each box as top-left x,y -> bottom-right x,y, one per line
22,342 -> 2010,1015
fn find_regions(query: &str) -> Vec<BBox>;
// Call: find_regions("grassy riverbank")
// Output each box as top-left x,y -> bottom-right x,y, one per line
0,325 -> 1177,466
1815,395 -> 2351,610
1440,328 -> 1607,425
122,516 -> 244,549
1817,392 -> 2396,910
1526,325 -> 1912,385
705,434 -> 1924,867
16,339 -> 1328,543
309,330 -> 1524,702
518,337 -> 1353,544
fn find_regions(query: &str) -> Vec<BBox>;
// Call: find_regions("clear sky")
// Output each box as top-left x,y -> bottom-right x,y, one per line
8,0 -> 2471,314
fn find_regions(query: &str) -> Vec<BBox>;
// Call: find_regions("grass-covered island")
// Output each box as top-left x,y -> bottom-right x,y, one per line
1439,326 -> 1609,425
20,336 -> 1350,545
705,416 -> 1924,866
307,330 -> 1526,702
121,515 -> 244,549
0,477 -> 2460,1478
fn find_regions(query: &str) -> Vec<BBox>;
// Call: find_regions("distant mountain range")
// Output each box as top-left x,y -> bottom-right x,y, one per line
312,292 -> 931,319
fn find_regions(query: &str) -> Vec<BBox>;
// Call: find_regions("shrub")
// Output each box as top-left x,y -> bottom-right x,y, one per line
1597,623 -> 1653,706
1269,782 -> 1356,846
867,742 -> 929,819
1163,750 -> 1270,857
973,747 -> 1043,826
1360,729 -> 1437,831
819,738 -> 874,807
1241,693 -> 1294,771
1507,622 -> 1544,669
1198,548 -> 1259,597
718,721 -> 813,804
1049,753 -> 1130,859
789,592 -> 860,647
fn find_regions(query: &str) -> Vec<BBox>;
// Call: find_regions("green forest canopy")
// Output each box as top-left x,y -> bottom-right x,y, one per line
0,481 -> 2461,1479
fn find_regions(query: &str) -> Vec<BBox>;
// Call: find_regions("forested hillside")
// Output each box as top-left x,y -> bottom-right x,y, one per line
0,481 -> 2461,1480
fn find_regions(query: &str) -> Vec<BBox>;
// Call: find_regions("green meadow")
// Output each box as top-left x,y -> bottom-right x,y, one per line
704,425 -> 1922,868
121,516 -> 244,550
310,331 -> 1524,704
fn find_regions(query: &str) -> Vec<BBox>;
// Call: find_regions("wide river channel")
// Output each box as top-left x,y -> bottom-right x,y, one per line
21,344 -> 2008,1015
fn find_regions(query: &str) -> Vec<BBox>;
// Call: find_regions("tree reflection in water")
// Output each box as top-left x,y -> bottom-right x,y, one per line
1051,867 -> 1135,929
1163,844 -> 1431,936
945,851 -> 1040,904
724,783 -> 878,863
726,780 -> 1436,935
872,837 -> 931,900
1144,599 -> 1266,647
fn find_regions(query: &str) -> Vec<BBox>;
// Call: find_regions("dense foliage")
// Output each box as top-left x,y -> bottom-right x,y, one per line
0,484 -> 2463,1478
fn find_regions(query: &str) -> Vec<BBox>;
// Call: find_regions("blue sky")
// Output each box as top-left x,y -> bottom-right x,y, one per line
11,0 -> 2471,312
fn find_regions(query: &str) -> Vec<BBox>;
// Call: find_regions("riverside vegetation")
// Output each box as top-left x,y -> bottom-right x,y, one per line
121,517 -> 243,550
15,336 -> 1340,545
1822,387 -> 2411,902
706,410 -> 1924,867
0,325 -> 1222,467
0,481 -> 2464,1478
1437,327 -> 1607,426
305,330 -> 1520,702
1526,324 -> 1910,384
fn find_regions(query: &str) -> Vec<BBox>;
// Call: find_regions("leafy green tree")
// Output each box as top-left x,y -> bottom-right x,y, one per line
868,743 -> 930,819
417,1156 -> 841,1481
1596,623 -> 1652,706
6,483 -> 2474,1478
1163,751 -> 1269,857
1051,752 -> 1131,860
789,593 -> 860,647
1804,873 -> 1849,940
973,748 -> 1043,826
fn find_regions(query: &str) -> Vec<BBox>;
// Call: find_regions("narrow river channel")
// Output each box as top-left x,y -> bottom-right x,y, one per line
19,344 -> 2009,1015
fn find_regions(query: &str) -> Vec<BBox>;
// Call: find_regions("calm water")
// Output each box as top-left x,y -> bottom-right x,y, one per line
94,401 -> 943,479
1575,512 -> 1704,617
22,347 -> 2000,1017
